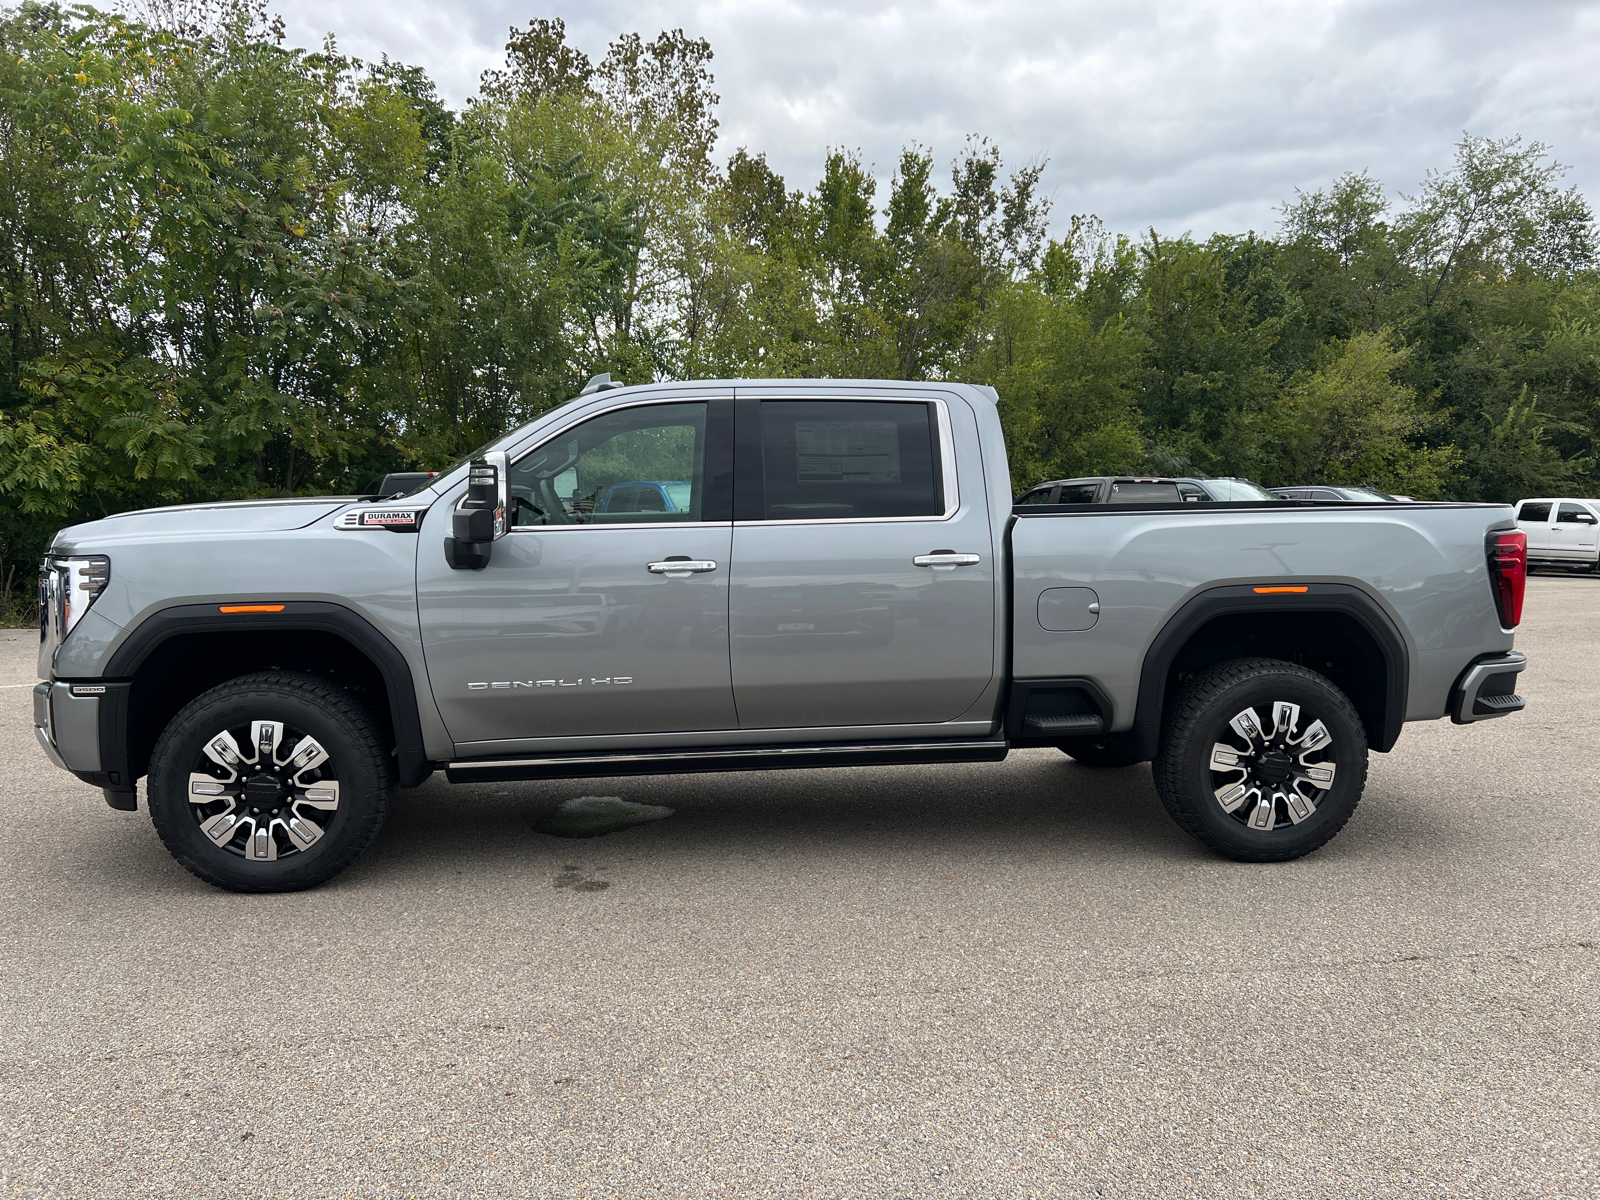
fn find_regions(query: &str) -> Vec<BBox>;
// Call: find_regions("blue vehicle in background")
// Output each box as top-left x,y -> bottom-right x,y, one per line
597,481 -> 693,514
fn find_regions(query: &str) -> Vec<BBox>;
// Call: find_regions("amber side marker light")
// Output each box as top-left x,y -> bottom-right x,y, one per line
1252,586 -> 1309,594
219,604 -> 286,614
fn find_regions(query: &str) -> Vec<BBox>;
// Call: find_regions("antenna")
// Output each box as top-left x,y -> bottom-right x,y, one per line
579,372 -> 625,396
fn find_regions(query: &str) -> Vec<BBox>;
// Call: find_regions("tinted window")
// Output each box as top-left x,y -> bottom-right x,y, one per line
757,401 -> 940,520
1517,502 -> 1551,522
1178,483 -> 1211,502
1108,481 -> 1181,504
510,402 -> 706,525
1017,487 -> 1056,505
1055,484 -> 1098,504
1558,502 -> 1594,523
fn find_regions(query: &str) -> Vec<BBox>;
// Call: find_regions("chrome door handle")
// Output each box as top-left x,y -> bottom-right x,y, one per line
913,551 -> 981,570
647,559 -> 718,576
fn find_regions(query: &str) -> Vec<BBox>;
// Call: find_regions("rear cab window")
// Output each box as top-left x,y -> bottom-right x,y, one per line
1108,481 -> 1182,504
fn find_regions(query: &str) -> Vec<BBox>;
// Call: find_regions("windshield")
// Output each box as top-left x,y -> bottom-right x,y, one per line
1198,477 -> 1278,501
1342,486 -> 1397,502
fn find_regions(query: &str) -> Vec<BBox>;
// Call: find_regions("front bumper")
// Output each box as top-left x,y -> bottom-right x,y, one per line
33,683 -> 67,769
1450,651 -> 1527,725
32,679 -> 137,809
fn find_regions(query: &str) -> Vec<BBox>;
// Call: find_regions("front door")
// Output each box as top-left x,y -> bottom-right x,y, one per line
728,395 -> 995,731
418,398 -> 737,749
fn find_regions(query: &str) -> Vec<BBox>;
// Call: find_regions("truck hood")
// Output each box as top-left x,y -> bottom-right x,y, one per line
51,497 -> 353,550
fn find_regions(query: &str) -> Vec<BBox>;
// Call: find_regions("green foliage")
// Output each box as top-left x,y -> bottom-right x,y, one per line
2,2 -> 1598,623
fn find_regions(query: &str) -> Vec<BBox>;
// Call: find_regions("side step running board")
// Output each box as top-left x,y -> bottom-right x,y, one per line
447,739 -> 1009,783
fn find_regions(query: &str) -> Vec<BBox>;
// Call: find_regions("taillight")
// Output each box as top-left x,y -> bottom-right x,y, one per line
1487,530 -> 1526,628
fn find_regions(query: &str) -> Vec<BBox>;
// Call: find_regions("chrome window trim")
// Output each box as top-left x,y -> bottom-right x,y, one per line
736,396 -> 960,528
505,397 -> 720,534
507,520 -> 732,534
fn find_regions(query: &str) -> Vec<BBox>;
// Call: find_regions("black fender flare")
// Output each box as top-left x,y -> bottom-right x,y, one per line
102,601 -> 434,788
1128,583 -> 1411,760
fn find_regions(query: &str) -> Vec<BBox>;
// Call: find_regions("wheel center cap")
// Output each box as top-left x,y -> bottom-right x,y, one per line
1256,747 -> 1294,785
243,773 -> 288,808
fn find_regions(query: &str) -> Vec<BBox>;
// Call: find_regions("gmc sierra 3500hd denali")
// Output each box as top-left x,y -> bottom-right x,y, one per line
34,378 -> 1530,892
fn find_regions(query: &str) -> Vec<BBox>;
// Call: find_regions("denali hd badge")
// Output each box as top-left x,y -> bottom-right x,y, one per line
469,677 -> 634,689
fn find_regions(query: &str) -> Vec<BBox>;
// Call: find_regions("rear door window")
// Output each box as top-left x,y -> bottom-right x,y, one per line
754,400 -> 942,520
1017,486 -> 1056,505
1055,484 -> 1098,504
1517,502 -> 1552,522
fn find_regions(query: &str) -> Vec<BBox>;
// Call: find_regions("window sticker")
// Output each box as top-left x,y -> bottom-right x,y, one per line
794,420 -> 900,484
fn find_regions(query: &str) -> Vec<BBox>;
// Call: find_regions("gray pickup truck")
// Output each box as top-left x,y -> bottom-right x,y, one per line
34,379 -> 1530,891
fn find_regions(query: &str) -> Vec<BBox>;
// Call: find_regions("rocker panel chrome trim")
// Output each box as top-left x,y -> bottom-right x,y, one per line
447,739 -> 1009,782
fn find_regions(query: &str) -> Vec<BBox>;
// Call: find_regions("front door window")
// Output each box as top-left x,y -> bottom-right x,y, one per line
508,402 -> 708,526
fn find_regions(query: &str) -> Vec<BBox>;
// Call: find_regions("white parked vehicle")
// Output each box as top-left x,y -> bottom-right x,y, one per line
1515,498 -> 1600,572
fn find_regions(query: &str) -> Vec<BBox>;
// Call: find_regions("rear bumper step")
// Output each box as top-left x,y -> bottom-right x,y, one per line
1022,713 -> 1105,736
1451,651 -> 1528,725
447,739 -> 1009,783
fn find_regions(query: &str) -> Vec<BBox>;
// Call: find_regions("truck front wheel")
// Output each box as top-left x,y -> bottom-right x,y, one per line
1152,657 -> 1367,862
147,671 -> 391,892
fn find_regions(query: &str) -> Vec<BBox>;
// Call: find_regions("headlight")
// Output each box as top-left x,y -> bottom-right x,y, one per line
50,555 -> 111,636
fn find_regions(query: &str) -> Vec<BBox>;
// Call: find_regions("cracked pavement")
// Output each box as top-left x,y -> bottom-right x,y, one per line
1,573 -> 1596,1198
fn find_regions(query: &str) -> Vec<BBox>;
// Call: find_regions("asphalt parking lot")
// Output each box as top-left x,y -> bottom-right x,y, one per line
1,575 -> 1596,1199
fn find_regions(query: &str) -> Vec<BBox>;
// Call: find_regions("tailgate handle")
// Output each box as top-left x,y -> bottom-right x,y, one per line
914,551 -> 981,570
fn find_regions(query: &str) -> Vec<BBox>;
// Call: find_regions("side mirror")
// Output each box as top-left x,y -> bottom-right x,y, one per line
444,451 -> 510,570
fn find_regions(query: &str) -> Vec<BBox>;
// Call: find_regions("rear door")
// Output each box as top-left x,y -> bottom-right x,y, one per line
1516,501 -> 1553,556
727,391 -> 995,731
1554,501 -> 1599,561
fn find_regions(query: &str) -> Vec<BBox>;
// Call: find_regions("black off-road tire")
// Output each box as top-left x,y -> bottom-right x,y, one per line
147,671 -> 391,892
1059,736 -> 1145,769
1152,657 -> 1368,862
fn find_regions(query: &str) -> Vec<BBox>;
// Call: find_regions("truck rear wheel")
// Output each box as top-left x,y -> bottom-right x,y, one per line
1152,657 -> 1367,862
147,671 -> 391,892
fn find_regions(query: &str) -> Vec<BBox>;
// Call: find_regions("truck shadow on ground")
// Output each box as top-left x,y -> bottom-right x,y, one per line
343,749 -> 1338,887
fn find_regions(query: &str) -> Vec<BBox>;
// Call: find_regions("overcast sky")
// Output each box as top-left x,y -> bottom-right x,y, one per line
267,0 -> 1600,239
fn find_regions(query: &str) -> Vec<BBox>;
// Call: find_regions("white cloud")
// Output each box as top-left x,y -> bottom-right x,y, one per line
269,0 -> 1600,238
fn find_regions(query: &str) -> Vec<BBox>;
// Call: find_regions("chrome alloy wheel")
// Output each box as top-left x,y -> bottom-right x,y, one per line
186,720 -> 340,861
1207,701 -> 1337,832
